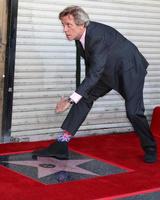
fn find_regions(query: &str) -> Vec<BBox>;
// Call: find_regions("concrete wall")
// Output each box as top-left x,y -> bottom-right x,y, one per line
0,0 -> 8,135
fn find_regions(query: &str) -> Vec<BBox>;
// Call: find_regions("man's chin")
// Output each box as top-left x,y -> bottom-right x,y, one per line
67,37 -> 74,41
65,35 -> 74,41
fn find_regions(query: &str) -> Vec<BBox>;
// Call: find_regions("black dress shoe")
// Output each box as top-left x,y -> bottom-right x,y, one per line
32,141 -> 69,160
144,149 -> 157,163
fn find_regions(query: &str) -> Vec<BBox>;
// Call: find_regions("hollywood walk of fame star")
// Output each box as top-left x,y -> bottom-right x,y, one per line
2,157 -> 100,178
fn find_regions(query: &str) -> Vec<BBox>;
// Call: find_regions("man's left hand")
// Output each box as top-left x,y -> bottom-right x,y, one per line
55,97 -> 71,113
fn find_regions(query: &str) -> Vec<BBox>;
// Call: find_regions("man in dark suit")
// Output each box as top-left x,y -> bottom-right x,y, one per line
34,6 -> 157,163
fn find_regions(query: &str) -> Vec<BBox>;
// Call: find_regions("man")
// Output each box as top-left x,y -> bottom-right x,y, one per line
34,6 -> 157,163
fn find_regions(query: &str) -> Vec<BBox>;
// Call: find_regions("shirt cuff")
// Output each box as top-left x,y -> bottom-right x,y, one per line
70,92 -> 82,104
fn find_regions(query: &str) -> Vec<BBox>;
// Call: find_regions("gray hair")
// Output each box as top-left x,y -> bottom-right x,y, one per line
59,6 -> 90,27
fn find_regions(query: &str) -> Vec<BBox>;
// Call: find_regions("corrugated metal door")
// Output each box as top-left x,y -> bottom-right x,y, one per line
11,0 -> 160,141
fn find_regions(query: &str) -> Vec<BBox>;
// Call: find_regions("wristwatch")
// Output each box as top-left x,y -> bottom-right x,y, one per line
67,98 -> 74,104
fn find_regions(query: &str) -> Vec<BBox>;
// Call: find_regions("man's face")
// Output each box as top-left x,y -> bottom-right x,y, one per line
60,15 -> 85,40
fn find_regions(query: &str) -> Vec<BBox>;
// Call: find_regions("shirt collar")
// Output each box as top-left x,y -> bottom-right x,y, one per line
79,28 -> 86,49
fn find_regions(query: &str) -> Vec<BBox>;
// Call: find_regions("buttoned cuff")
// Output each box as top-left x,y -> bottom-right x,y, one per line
70,92 -> 82,104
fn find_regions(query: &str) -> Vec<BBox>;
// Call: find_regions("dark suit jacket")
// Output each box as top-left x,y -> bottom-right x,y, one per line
75,21 -> 149,100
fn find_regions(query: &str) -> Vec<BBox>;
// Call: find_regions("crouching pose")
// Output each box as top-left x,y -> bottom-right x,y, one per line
33,6 -> 157,163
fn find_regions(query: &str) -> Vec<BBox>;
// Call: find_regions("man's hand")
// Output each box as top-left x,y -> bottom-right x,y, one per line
56,97 -> 71,113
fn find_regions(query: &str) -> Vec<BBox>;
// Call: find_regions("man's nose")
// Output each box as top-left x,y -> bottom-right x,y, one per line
63,26 -> 68,33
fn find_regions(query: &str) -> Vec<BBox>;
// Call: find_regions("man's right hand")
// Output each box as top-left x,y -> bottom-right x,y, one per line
55,97 -> 71,113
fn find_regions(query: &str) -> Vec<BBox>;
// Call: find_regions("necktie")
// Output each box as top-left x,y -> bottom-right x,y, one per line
75,41 -> 81,89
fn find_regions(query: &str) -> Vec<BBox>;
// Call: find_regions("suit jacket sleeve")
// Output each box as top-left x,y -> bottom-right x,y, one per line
75,36 -> 108,98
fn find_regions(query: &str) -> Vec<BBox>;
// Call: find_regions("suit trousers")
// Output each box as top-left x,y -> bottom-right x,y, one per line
61,79 -> 157,152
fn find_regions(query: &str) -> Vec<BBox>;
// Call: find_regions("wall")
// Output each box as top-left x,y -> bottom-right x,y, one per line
0,0 -> 7,135
11,0 -> 160,141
